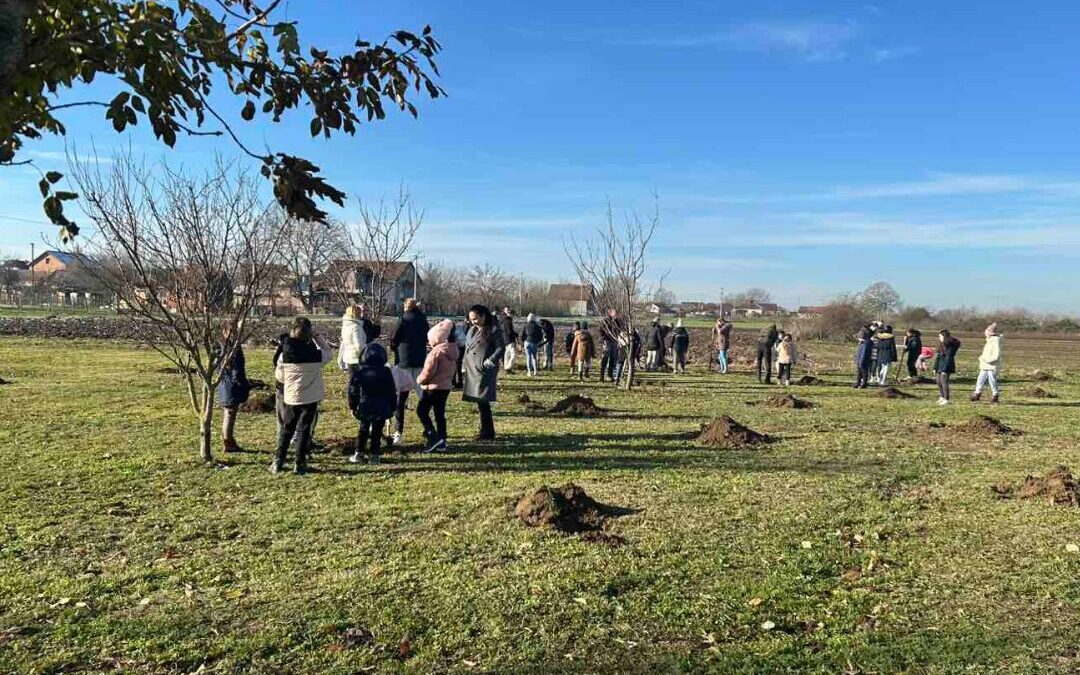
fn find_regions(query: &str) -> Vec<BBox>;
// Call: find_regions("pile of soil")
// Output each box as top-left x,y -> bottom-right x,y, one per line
247,378 -> 269,391
794,375 -> 827,386
1033,370 -> 1057,382
904,376 -> 935,385
696,416 -> 771,449
0,376 -> 10,385
514,484 -> 630,544
239,391 -> 276,414
752,394 -> 814,410
548,395 -> 607,417
1025,386 -> 1057,399
517,394 -> 532,404
993,466 -> 1080,506
877,387 -> 915,399
956,415 -> 1020,436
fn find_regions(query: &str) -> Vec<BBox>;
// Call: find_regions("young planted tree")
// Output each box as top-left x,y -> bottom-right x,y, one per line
565,201 -> 660,390
0,1 -> 444,239
328,187 -> 421,317
70,153 -> 287,462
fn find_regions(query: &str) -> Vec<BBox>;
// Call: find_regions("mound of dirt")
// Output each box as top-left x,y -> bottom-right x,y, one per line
1025,386 -> 1057,399
993,466 -> 1080,506
517,394 -> 532,404
753,394 -> 814,409
239,391 -> 276,414
0,376 -> 9,385
877,387 -> 915,399
956,415 -> 1019,436
697,416 -> 771,449
549,395 -> 607,417
794,375 -> 827,386
514,484 -> 630,543
247,378 -> 269,391
1033,370 -> 1057,382
904,376 -> 935,385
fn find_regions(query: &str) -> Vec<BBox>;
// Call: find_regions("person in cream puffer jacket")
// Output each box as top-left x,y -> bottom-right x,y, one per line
972,323 -> 1003,403
272,317 -> 333,474
337,305 -> 368,371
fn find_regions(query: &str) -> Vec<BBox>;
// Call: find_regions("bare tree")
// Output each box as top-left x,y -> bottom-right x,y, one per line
565,200 -> 660,390
279,218 -> 343,314
329,186 -> 421,317
729,287 -> 774,307
70,153 -> 288,463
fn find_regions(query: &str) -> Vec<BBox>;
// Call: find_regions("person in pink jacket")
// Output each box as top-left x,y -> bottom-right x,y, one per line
416,319 -> 460,453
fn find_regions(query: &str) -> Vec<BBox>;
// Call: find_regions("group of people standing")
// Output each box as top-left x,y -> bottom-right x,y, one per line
853,321 -> 1003,405
751,323 -> 798,386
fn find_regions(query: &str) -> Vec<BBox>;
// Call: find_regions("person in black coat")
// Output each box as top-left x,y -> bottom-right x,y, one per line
389,298 -> 428,394
499,307 -> 519,373
646,321 -> 664,371
935,330 -> 962,404
902,328 -> 922,379
670,320 -> 690,373
347,342 -> 396,464
540,318 -> 556,370
756,324 -> 779,384
853,326 -> 873,388
359,303 -> 381,343
875,325 -> 898,384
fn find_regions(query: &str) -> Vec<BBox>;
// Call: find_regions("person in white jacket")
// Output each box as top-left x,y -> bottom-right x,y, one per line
272,317 -> 333,474
337,305 -> 368,371
972,322 -> 1003,404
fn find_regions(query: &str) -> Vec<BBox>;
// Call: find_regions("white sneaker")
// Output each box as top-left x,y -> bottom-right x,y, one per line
348,452 -> 363,463
937,398 -> 950,406
391,431 -> 403,446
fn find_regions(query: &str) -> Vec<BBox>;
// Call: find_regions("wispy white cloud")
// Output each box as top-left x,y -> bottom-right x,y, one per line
871,45 -> 920,62
616,20 -> 861,62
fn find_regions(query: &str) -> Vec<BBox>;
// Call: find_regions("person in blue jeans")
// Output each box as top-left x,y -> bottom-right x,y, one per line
523,313 -> 543,376
713,317 -> 732,374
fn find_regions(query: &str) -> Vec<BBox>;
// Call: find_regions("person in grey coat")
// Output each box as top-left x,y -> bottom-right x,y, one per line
462,304 -> 506,441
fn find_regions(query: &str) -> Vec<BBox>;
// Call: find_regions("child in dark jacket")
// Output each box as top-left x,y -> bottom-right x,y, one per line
347,343 -> 397,464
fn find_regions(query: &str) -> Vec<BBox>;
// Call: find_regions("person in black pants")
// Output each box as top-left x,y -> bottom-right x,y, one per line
347,343 -> 396,464
755,324 -> 779,383
272,318 -> 333,474
853,326 -> 873,388
598,308 -> 623,382
902,328 -> 922,379
540,318 -> 556,371
416,319 -> 459,452
462,305 -> 505,441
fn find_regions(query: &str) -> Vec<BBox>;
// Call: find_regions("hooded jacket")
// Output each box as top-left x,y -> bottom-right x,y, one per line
337,316 -> 367,369
500,313 -> 518,344
854,329 -> 873,368
671,325 -> 690,352
275,334 -> 334,406
571,328 -> 596,362
777,337 -> 797,365
876,331 -> 898,364
935,337 -> 962,374
417,320 -> 461,391
524,314 -> 544,343
978,334 -> 1003,373
347,342 -> 397,420
903,332 -> 923,362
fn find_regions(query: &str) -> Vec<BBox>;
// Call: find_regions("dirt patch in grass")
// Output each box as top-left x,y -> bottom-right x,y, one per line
517,394 -> 532,404
514,483 -> 635,545
877,387 -> 915,399
1024,386 -> 1057,399
956,415 -> 1020,437
794,375 -> 828,386
239,392 -> 276,414
0,376 -> 10,385
904,376 -> 935,385
696,416 -> 771,449
548,395 -> 607,417
247,378 -> 269,391
1032,370 -> 1057,382
992,466 -> 1080,506
750,394 -> 814,410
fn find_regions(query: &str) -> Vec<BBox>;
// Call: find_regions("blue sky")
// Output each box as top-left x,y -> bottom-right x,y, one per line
5,0 -> 1080,311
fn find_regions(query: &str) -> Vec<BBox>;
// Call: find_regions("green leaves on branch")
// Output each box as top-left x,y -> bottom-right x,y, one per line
0,1 -> 446,233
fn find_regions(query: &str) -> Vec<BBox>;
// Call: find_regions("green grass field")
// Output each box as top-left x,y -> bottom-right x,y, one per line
2,335 -> 1080,673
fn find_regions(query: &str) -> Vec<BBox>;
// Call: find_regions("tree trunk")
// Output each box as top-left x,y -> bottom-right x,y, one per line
624,356 -> 636,391
199,384 -> 215,463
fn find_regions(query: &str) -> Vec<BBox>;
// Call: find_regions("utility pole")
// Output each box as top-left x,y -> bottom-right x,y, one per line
412,254 -> 419,300
30,242 -> 35,306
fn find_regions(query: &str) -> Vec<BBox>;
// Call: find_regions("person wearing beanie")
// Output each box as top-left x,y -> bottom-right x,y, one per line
972,323 -> 1003,403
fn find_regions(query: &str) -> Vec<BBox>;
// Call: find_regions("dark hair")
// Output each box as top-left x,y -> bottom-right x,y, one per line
574,321 -> 582,330
885,325 -> 893,332
468,304 -> 495,330
938,329 -> 951,339
289,317 -> 312,341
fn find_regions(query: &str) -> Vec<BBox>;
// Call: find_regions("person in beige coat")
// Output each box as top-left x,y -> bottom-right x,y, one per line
570,322 -> 596,381
776,333 -> 797,386
272,317 -> 333,474
972,323 -> 1003,403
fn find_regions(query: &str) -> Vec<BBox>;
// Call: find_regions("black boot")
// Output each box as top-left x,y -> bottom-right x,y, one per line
991,393 -> 1000,404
